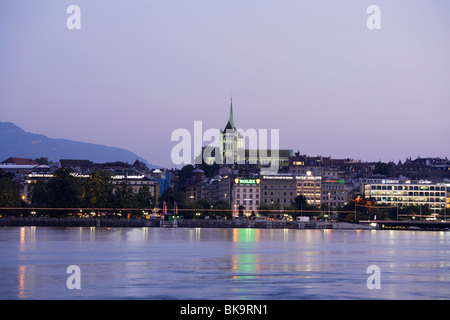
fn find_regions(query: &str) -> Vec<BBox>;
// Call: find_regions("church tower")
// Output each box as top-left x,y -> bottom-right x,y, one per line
220,97 -> 243,164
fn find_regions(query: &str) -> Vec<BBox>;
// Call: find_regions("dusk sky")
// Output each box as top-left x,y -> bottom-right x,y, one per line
1,1 -> 449,167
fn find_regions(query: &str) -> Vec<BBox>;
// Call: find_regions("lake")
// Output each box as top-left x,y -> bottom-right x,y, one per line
0,226 -> 449,300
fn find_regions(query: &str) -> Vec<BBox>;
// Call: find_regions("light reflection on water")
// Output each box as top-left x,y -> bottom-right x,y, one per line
0,226 -> 450,299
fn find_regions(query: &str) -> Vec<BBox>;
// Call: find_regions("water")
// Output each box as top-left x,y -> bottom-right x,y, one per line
0,226 -> 449,300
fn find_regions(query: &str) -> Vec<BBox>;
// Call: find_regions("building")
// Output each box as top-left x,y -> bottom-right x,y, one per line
447,185 -> 450,212
201,98 -> 293,172
220,98 -> 244,164
59,159 -> 95,173
150,168 -> 172,197
246,149 -> 293,172
260,174 -> 296,209
364,179 -> 447,216
296,172 -> 322,206
184,168 -> 207,204
321,179 -> 351,209
231,177 -> 261,216
0,157 -> 46,182
1,157 -> 39,166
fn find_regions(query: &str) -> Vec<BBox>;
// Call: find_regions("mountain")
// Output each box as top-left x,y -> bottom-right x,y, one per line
0,122 -> 159,168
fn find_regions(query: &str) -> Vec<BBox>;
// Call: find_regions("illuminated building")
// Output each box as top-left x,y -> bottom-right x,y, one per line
231,177 -> 261,216
296,172 -> 322,206
364,180 -> 448,216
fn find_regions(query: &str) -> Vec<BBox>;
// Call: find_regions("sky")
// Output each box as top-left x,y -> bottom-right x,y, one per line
1,0 -> 449,168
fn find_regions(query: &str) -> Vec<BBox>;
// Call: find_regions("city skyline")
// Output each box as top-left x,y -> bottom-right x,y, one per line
1,1 -> 449,168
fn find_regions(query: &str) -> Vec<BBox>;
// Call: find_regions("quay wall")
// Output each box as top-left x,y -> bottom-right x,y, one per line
0,217 -> 372,230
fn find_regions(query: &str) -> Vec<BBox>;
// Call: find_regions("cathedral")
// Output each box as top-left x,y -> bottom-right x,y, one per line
220,97 -> 244,164
201,98 -> 293,171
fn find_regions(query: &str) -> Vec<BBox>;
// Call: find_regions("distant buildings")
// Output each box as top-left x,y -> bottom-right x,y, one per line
176,101 -> 450,219
2,157 -> 165,205
1,99 -> 449,219
0,157 -> 44,177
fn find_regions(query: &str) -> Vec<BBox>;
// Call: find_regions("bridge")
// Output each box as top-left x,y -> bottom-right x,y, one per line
360,220 -> 450,231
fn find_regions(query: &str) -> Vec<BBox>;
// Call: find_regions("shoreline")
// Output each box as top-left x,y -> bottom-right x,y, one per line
0,216 -> 372,230
2,217 -> 448,231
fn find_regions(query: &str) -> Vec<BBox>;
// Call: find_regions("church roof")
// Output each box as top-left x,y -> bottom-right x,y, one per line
224,120 -> 234,131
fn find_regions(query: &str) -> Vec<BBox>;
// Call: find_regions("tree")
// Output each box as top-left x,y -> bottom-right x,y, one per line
46,167 -> 83,208
294,195 -> 307,210
83,171 -> 114,208
30,180 -> 50,206
403,204 -> 431,220
213,200 -> 232,219
34,157 -> 53,165
187,199 -> 211,210
159,187 -> 185,210
0,171 -> 21,208
137,184 -> 154,209
114,182 -> 139,209
177,165 -> 195,187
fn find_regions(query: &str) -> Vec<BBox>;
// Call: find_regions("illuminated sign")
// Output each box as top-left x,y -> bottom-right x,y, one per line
234,178 -> 261,185
382,179 -> 399,184
112,175 -> 145,180
28,173 -> 54,178
296,175 -> 321,181
262,175 -> 293,180
324,179 -> 346,184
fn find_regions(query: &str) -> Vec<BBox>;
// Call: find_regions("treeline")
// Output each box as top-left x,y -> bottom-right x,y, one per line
0,168 -> 154,213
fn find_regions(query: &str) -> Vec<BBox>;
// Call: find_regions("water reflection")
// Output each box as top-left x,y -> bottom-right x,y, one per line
18,265 -> 26,299
231,229 -> 260,281
2,227 -> 450,299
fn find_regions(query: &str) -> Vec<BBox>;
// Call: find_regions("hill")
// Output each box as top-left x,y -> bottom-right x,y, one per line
0,122 -> 158,167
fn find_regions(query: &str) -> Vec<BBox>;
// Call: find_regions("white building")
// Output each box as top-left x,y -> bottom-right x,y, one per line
231,177 -> 261,216
364,179 -> 447,216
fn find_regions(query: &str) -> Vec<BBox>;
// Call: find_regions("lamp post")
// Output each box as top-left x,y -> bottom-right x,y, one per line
328,192 -> 331,220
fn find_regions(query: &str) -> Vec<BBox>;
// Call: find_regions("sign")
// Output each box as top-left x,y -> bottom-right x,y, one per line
234,178 -> 261,185
262,175 -> 293,180
324,179 -> 346,184
382,179 -> 399,184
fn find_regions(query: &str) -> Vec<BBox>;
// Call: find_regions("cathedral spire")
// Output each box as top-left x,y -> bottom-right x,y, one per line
229,96 -> 234,129
223,96 -> 236,132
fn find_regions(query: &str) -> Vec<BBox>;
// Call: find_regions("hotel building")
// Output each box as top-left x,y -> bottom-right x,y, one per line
231,177 -> 261,216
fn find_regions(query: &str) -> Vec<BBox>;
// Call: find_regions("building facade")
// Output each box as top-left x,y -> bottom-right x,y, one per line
321,179 -> 351,209
231,177 -> 261,216
296,172 -> 322,206
260,175 -> 296,209
364,179 -> 447,216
